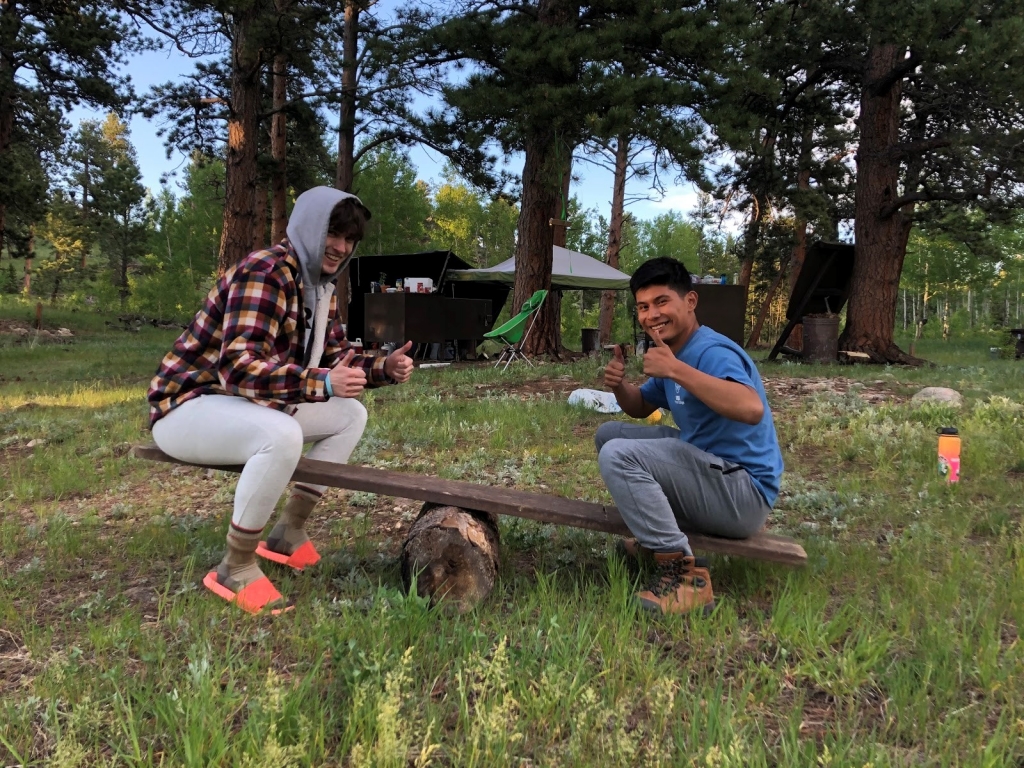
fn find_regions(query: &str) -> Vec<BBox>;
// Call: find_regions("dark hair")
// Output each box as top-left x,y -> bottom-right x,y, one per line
629,256 -> 693,297
328,198 -> 371,240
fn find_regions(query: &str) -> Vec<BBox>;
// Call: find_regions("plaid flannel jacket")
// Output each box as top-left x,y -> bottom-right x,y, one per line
148,242 -> 389,426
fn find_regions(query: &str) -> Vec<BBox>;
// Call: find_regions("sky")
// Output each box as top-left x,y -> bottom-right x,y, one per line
69,30 -> 705,242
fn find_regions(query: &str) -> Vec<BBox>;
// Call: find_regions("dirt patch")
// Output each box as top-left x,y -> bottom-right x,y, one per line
762,376 -> 907,410
470,375 -> 589,399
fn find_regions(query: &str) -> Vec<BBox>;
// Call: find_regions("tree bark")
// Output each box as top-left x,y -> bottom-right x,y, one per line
738,192 -> 767,290
745,267 -> 786,349
514,132 -> 572,357
598,135 -> 628,346
401,504 -> 500,613
217,3 -> 264,274
0,68 -> 12,259
334,0 -> 360,324
334,0 -> 359,192
270,23 -> 289,243
840,43 -> 919,364
786,127 -> 814,353
0,0 -> 17,259
252,177 -> 268,252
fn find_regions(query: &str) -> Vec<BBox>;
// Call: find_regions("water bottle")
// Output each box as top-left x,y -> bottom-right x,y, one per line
937,427 -> 960,483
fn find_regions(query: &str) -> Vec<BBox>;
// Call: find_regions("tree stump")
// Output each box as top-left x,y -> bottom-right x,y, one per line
400,503 -> 500,613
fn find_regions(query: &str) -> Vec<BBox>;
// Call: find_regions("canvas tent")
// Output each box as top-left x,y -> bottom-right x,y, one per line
446,246 -> 631,290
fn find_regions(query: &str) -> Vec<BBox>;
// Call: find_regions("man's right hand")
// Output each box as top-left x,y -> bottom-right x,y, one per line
603,345 -> 626,390
328,349 -> 367,397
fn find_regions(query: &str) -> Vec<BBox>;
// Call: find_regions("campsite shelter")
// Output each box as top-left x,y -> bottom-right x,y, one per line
345,250 -> 509,343
445,245 -> 631,290
448,246 -> 747,344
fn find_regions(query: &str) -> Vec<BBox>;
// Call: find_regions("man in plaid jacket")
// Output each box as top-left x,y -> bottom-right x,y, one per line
148,186 -> 413,614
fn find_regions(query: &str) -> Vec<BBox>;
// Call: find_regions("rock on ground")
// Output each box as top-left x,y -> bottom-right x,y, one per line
911,387 -> 963,406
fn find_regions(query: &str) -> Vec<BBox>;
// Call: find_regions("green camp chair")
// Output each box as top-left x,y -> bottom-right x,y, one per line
483,289 -> 548,370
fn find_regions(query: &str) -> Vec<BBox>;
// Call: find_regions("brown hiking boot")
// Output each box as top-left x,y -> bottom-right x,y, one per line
635,552 -> 715,616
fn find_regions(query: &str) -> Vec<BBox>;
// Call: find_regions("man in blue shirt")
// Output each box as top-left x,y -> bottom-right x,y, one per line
597,257 -> 783,616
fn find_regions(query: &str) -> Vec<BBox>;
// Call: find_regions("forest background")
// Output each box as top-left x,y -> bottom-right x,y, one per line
3,0 -> 1024,360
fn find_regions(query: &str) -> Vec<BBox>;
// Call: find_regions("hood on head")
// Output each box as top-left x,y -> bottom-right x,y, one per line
285,186 -> 371,290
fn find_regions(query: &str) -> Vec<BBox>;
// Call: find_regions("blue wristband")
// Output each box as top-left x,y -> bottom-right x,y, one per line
324,373 -> 334,397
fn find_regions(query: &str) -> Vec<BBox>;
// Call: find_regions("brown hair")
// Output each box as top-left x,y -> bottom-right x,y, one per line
327,197 -> 371,240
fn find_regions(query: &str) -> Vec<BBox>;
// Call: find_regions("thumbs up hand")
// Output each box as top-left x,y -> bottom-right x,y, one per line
603,344 -> 627,391
642,328 -> 679,379
328,349 -> 368,397
384,340 -> 415,384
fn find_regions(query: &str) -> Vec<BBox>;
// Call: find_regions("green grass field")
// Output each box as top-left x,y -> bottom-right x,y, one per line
2,305 -> 1024,766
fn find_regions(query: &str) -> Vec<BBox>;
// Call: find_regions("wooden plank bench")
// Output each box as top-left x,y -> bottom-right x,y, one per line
133,443 -> 807,566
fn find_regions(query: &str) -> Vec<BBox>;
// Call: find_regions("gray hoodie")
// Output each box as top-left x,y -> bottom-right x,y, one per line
285,186 -> 371,364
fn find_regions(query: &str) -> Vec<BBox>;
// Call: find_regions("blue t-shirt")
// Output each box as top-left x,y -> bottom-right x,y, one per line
639,326 -> 784,506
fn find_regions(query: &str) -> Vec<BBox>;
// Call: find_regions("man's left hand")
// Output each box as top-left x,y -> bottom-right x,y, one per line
642,329 -> 680,379
384,341 -> 414,383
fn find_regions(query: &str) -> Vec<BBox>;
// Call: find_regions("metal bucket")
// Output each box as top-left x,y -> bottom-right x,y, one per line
581,328 -> 600,354
801,315 -> 839,362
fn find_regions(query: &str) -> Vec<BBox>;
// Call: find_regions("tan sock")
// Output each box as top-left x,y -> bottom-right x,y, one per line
216,524 -> 266,590
265,485 -> 321,556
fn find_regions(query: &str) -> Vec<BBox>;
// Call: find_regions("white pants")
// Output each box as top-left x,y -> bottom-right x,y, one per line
152,395 -> 367,532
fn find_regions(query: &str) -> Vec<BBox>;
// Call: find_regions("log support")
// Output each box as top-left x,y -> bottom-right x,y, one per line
401,503 -> 500,612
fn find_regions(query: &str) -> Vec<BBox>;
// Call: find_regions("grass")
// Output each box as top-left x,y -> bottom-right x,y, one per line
3,309 -> 1024,766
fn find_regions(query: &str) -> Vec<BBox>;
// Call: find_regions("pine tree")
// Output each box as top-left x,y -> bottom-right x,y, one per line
411,0 -> 713,355
0,0 -> 132,255
715,0 -> 1024,362
99,117 -> 151,306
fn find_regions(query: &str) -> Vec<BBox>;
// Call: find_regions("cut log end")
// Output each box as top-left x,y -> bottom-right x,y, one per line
401,504 -> 501,613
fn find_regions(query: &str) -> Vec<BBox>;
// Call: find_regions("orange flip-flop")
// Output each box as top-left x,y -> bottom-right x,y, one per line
202,571 -> 293,615
255,540 -> 321,570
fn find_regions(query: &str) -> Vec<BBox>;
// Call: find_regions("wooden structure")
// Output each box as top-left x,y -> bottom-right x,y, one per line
691,284 -> 748,346
768,241 -> 855,361
133,444 -> 807,608
363,293 -> 493,359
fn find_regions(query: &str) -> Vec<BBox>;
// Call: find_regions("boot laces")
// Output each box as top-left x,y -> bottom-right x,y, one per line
647,559 -> 706,596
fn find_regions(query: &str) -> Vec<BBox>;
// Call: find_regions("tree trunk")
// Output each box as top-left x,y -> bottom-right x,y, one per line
745,267 -> 786,349
334,0 -> 360,324
514,132 -> 571,357
0,0 -> 17,260
598,135 -> 628,346
22,256 -> 31,294
840,43 -> 918,364
738,192 -> 768,290
252,178 -> 268,252
0,71 -> 12,258
787,129 -> 813,353
119,221 -> 130,307
217,4 -> 264,274
270,35 -> 289,243
334,0 -> 359,193
401,504 -> 500,613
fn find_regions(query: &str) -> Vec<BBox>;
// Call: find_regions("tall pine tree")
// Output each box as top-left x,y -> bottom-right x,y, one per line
410,0 -> 713,355
0,0 -> 132,256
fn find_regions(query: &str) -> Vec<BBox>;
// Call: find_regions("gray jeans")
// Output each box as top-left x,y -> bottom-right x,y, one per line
595,421 -> 771,555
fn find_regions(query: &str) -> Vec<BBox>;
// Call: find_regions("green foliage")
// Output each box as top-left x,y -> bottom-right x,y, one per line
353,148 -> 432,255
2,262 -> 19,294
428,169 -> 518,267
0,0 -> 133,273
132,157 -> 226,319
6,324 -> 1024,764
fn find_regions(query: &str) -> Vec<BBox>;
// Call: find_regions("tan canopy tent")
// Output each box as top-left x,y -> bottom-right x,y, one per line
445,246 -> 631,290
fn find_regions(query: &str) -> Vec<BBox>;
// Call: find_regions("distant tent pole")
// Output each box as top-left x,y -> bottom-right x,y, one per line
438,249 -> 453,295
